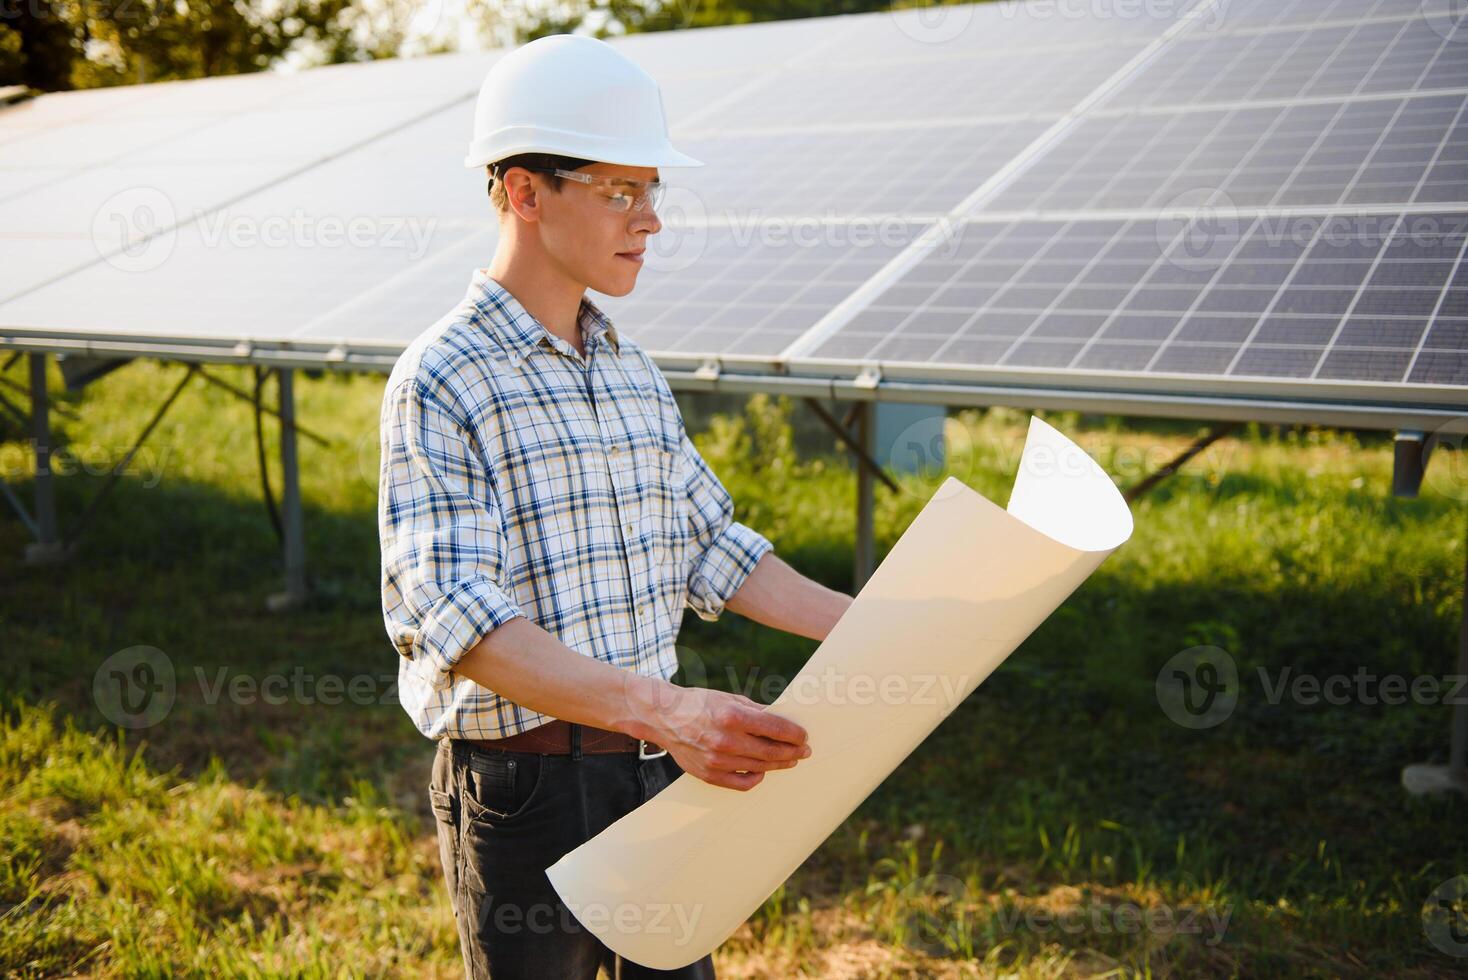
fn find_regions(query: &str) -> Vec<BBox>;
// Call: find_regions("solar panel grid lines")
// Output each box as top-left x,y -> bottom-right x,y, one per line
0,85 -> 484,307
665,119 -> 1048,220
798,210 -> 1468,386
589,220 -> 935,357
1216,0 -> 1463,31
987,7 -> 1468,213
661,13 -> 868,134
1403,227 -> 1468,381
698,41 -> 1150,130
2,0 -> 1466,418
775,0 -> 1228,362
1098,11 -> 1468,109
986,94 -> 1468,211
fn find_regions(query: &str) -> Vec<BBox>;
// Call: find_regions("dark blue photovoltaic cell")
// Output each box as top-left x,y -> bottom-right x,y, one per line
806,213 -> 1468,386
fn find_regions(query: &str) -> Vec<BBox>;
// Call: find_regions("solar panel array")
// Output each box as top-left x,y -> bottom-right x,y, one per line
783,0 -> 1468,402
804,212 -> 1467,386
0,0 -> 1465,419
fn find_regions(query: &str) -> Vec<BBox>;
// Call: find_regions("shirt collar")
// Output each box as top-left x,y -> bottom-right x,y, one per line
463,267 -> 620,366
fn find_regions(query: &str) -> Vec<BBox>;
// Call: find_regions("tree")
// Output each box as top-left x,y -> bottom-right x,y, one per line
0,0 -> 403,92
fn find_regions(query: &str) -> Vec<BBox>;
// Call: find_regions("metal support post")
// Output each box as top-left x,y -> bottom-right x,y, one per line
266,367 -> 308,611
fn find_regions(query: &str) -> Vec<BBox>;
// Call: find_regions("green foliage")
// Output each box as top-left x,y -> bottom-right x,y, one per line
0,0 -> 433,92
0,356 -> 1465,975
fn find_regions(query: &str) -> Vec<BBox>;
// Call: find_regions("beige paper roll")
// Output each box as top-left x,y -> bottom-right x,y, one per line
547,415 -> 1134,969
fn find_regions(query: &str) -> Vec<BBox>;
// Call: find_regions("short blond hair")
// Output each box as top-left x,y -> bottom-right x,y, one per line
488,152 -> 596,214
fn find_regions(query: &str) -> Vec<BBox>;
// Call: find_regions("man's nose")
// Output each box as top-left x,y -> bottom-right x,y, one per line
630,203 -> 661,234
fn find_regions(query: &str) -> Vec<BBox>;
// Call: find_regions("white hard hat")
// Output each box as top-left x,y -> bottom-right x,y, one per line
464,34 -> 703,170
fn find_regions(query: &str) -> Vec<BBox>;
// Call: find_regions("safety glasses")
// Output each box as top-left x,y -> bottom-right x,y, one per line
504,165 -> 666,214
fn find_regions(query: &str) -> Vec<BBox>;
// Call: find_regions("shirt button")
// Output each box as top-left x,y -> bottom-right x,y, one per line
624,523 -> 633,535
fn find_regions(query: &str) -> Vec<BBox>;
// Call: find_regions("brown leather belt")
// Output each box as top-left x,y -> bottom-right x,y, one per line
457,718 -> 668,759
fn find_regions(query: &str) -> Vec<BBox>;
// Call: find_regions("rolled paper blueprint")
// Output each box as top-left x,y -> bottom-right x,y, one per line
546,415 -> 1135,969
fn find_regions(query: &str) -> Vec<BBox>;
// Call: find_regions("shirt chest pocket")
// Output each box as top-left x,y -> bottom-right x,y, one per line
611,429 -> 687,567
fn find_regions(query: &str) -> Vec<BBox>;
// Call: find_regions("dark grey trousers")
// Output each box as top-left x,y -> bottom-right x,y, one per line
429,732 -> 719,979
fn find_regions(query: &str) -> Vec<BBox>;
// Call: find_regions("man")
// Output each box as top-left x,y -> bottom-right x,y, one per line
378,34 -> 854,979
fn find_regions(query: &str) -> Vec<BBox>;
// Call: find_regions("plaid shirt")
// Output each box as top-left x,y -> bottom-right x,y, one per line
379,268 -> 774,741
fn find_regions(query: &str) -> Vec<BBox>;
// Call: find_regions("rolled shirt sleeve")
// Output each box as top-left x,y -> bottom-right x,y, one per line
379,375 -> 524,692
677,421 -> 774,622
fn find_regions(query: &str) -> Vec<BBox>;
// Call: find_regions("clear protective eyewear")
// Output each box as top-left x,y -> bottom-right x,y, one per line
505,165 -> 666,214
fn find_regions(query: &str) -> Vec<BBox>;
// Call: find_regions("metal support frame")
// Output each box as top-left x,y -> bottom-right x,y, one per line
1391,430 -> 1435,498
1403,510 -> 1468,799
801,397 -> 896,593
1123,423 -> 1242,505
265,367 -> 309,612
199,366 -> 332,448
1392,426 -> 1468,797
2,355 -> 314,612
25,353 -> 62,564
854,402 -> 876,592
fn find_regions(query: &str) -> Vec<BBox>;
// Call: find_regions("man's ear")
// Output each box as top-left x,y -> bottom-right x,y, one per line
503,170 -> 540,222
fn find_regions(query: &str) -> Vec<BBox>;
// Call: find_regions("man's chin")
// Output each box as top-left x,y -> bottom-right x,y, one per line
588,269 -> 640,298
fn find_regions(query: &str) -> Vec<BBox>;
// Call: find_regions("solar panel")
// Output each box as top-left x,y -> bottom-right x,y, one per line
701,42 -> 1147,130
1,0 -> 1465,423
0,218 -> 486,345
797,212 -> 1467,387
670,121 -> 1047,219
0,50 -> 499,301
590,222 -> 932,357
782,0 -> 1468,405
1216,0 -> 1455,30
1108,15 -> 1467,109
983,93 -> 1467,211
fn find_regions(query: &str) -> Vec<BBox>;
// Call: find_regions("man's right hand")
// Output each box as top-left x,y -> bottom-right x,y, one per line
637,683 -> 812,791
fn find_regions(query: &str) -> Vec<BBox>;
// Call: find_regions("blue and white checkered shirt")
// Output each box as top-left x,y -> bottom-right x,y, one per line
379,268 -> 774,741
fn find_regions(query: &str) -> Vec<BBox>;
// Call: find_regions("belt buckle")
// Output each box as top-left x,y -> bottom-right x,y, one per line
638,738 -> 667,760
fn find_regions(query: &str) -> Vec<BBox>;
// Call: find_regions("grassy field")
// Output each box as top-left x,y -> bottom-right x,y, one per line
1,356 -> 1465,978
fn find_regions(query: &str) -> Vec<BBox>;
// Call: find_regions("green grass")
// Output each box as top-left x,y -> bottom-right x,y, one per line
0,357 -> 1464,977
